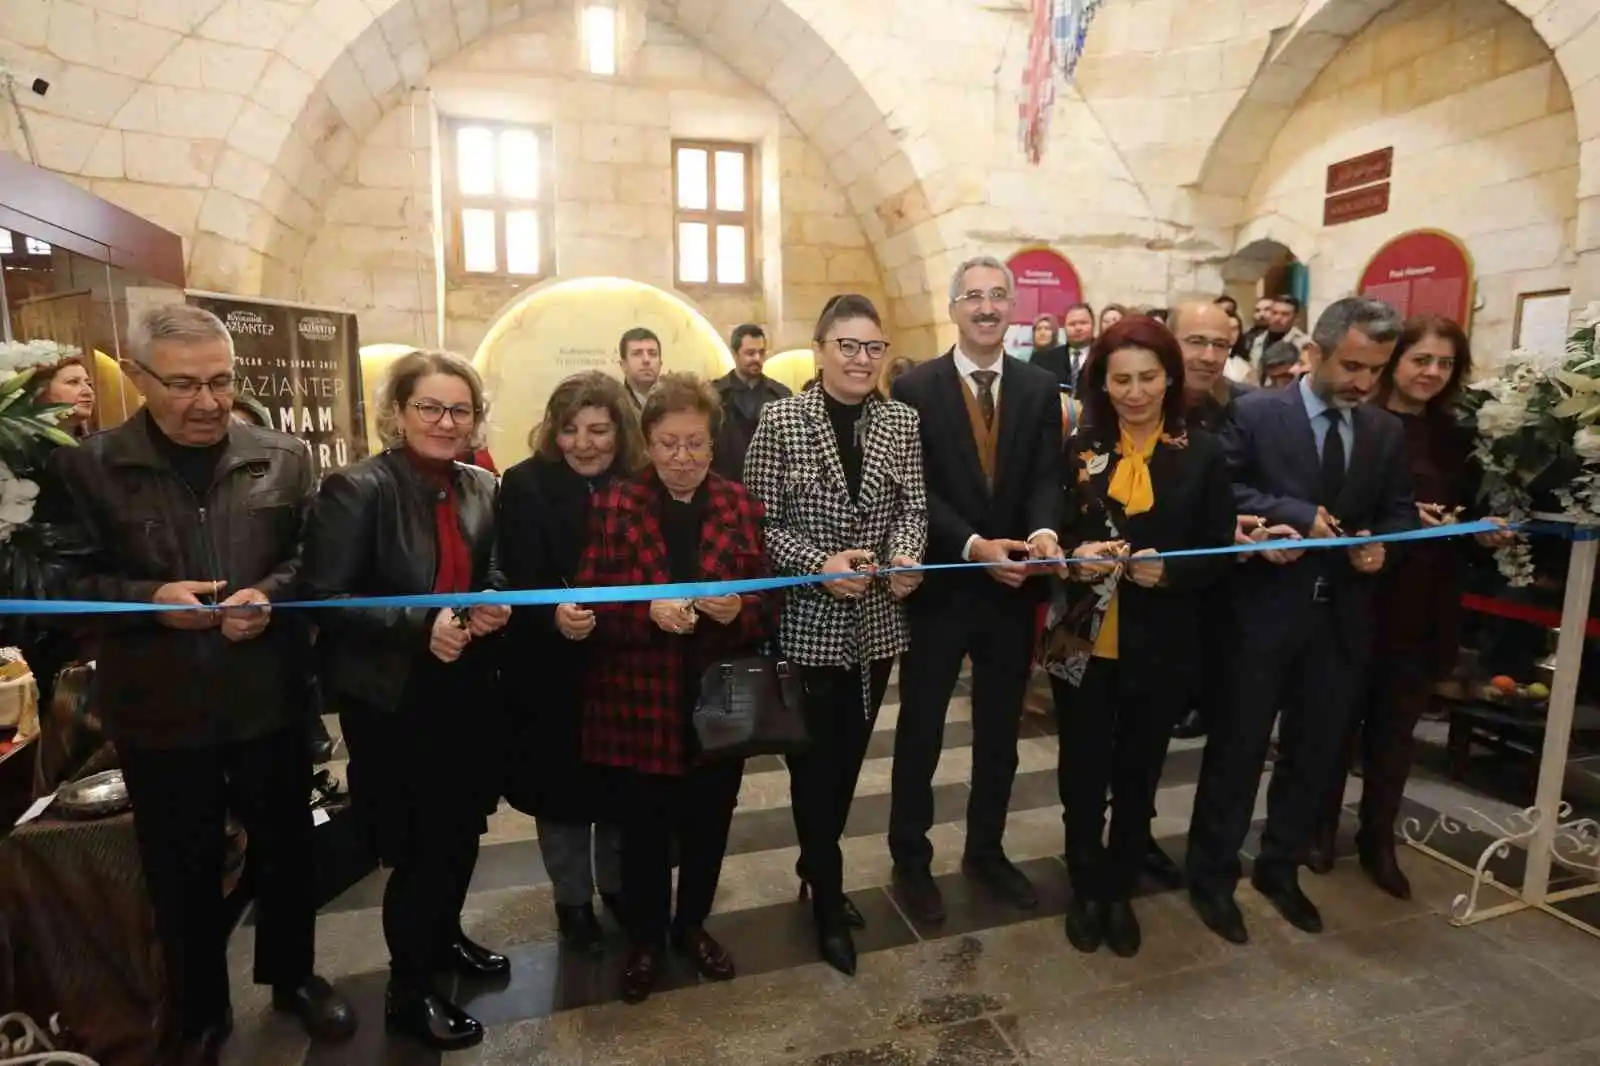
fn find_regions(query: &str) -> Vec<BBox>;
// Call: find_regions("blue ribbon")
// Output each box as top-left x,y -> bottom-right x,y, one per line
0,519 -> 1510,616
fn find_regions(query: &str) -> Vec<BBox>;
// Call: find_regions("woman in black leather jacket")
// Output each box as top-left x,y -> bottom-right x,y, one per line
300,349 -> 512,1052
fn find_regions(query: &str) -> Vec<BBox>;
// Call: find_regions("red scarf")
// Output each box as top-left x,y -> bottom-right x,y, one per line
406,450 -> 472,594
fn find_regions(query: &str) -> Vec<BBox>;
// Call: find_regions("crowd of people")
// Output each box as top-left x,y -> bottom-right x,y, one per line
28,256 -> 1512,1063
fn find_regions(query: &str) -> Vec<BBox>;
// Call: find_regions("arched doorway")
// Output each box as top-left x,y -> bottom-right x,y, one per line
1222,239 -> 1306,330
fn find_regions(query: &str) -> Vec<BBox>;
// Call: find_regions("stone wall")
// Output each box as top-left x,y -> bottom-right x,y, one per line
1240,0 -> 1577,357
297,10 -> 885,357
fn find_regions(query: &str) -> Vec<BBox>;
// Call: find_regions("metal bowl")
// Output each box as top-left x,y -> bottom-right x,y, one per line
54,768 -> 131,819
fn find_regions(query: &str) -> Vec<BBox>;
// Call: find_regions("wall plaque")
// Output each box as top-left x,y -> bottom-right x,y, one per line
1324,183 -> 1391,226
1326,147 -> 1394,195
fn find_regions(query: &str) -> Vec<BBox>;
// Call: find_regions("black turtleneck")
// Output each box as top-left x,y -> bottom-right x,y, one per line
822,388 -> 866,500
146,416 -> 227,498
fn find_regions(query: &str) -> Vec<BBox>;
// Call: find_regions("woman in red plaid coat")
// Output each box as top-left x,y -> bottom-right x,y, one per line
572,372 -> 777,1004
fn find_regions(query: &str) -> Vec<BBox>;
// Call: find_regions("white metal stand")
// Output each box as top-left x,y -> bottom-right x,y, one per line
1403,524 -> 1600,938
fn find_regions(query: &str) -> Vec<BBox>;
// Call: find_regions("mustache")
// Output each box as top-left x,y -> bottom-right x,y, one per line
973,315 -> 1002,326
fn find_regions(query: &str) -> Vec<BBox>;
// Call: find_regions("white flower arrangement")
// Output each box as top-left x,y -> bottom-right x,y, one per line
0,460 -> 38,545
0,339 -> 80,378
1460,302 -> 1600,585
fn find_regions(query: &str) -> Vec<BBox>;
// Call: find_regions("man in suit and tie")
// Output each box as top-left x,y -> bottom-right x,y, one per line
1185,296 -> 1416,944
1031,302 -> 1095,392
888,256 -> 1065,922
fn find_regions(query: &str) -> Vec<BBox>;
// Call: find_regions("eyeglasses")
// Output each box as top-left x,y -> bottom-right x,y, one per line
139,367 -> 236,399
831,338 -> 891,360
955,288 -> 1013,306
650,438 -> 711,459
1183,336 -> 1234,353
412,400 -> 477,425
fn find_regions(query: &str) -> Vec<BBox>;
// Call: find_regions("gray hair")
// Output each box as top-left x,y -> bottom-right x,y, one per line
1165,297 -> 1226,335
1260,339 -> 1303,369
129,304 -> 233,366
1310,296 -> 1402,354
947,256 -> 1016,304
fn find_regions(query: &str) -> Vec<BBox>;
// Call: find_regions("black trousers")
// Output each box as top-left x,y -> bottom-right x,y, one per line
1187,603 -> 1365,892
613,758 -> 744,947
340,653 -> 499,989
891,602 -> 1034,868
119,726 -> 314,1035
1053,659 -> 1184,901
788,660 -> 893,915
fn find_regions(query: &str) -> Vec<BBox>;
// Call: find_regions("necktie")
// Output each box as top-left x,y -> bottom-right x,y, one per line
1321,407 -> 1345,506
971,370 -> 998,429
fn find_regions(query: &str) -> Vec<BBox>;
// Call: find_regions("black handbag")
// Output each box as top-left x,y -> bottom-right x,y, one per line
692,657 -> 809,761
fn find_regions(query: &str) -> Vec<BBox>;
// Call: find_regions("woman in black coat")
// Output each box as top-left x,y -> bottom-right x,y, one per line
300,349 -> 512,1051
1039,316 -> 1235,958
498,371 -> 645,947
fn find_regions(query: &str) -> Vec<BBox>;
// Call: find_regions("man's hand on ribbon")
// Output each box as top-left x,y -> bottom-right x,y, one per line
970,537 -> 1031,588
153,580 -> 225,631
218,587 -> 271,642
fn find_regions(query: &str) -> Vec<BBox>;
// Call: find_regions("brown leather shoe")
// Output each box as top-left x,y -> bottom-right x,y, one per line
672,925 -> 736,981
620,944 -> 661,1004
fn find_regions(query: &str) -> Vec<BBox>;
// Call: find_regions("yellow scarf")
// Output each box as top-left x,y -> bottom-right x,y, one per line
1093,421 -> 1161,659
1107,420 -> 1161,517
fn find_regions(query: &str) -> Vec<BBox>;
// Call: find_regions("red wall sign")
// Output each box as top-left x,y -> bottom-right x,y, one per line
1358,229 -> 1474,327
1005,247 -> 1083,356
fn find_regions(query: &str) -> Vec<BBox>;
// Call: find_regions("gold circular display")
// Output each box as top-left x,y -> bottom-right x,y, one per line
470,277 -> 733,467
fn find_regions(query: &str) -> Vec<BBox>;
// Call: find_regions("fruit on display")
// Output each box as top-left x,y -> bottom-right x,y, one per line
1490,675 -> 1517,694
1527,682 -> 1550,699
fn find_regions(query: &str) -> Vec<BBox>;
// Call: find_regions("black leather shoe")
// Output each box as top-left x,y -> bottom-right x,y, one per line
1251,869 -> 1323,933
892,865 -> 945,924
798,876 -> 866,930
1142,838 -> 1185,890
450,935 -> 511,977
620,944 -> 661,1004
1172,708 -> 1206,739
961,853 -> 1038,910
816,912 -> 858,976
1359,840 -> 1412,901
1103,900 -> 1141,958
557,903 -> 603,948
384,987 -> 483,1051
1188,887 -> 1249,944
271,976 -> 356,1043
1063,898 -> 1104,953
174,1014 -> 232,1066
1306,823 -> 1338,875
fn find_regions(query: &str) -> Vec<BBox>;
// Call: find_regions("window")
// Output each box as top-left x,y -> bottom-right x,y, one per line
673,141 -> 754,288
582,4 -> 617,76
0,231 -> 50,256
443,120 -> 554,280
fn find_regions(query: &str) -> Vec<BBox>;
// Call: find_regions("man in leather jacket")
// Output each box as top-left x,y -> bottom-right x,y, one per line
46,304 -> 355,1064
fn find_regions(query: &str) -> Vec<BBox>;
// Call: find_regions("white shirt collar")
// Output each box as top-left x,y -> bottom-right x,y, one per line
953,345 -> 1004,383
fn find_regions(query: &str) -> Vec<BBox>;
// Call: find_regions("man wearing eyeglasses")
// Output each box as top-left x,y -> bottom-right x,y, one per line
887,256 -> 1065,924
45,303 -> 355,1063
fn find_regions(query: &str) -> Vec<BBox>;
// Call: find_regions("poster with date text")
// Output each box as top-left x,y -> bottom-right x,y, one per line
186,292 -> 369,480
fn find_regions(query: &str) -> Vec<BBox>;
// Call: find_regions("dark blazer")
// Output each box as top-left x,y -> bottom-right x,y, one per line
300,448 -> 502,714
1059,424 -> 1236,691
1222,385 -> 1417,653
891,351 -> 1062,610
497,456 -> 614,820
1031,344 -> 1087,392
574,471 -> 775,777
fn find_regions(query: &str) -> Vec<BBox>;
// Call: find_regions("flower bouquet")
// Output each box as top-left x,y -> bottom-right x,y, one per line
1458,302 -> 1600,584
0,341 -> 82,623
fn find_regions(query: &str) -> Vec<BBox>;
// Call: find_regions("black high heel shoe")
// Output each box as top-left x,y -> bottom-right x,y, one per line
798,878 -> 865,929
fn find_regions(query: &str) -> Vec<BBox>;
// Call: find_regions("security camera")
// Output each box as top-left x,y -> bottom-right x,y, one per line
30,79 -> 48,97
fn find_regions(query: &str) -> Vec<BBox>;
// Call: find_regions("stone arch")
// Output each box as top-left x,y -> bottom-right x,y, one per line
1195,0 -> 1595,208
188,0 -> 943,312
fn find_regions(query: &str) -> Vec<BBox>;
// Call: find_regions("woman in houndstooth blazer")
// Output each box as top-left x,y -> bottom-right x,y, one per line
742,294 -> 928,977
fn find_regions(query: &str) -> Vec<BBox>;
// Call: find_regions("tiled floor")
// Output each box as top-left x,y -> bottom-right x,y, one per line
217,676 -> 1600,1066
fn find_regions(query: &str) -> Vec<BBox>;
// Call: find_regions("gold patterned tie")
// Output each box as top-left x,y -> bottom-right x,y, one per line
971,370 -> 997,429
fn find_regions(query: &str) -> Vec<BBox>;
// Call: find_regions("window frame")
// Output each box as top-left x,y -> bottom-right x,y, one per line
440,117 -> 556,283
671,139 -> 757,291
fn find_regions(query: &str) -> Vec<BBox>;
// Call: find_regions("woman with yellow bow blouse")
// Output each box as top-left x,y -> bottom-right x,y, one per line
1038,316 -> 1234,958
